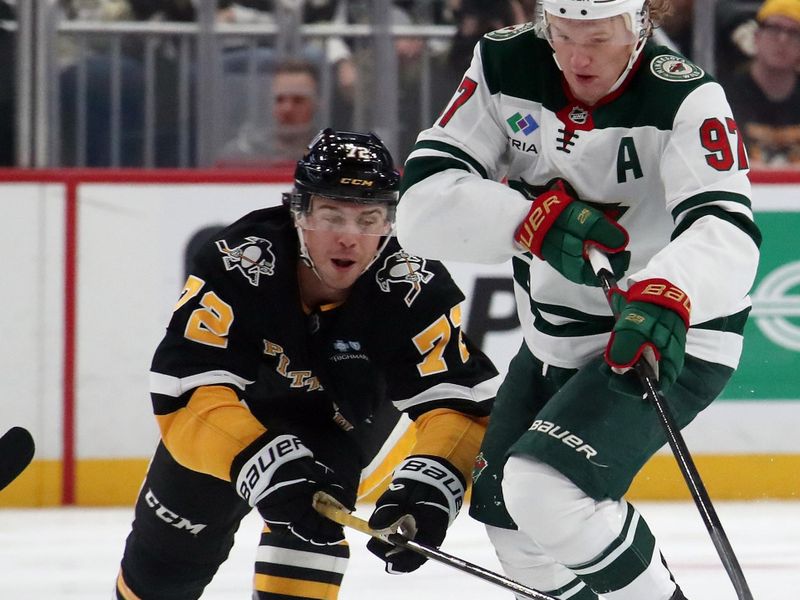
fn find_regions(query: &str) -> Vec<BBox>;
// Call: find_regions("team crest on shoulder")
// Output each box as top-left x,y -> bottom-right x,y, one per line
376,249 -> 434,307
215,236 -> 276,286
485,22 -> 535,41
650,55 -> 704,82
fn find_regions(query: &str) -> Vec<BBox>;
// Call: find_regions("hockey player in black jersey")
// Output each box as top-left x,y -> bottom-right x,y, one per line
115,129 -> 499,599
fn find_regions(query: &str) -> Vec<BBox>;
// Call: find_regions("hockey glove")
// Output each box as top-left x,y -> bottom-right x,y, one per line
367,455 -> 465,574
232,431 -> 347,545
514,178 -> 630,286
604,279 -> 691,396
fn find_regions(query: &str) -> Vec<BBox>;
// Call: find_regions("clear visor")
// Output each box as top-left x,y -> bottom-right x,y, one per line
539,13 -> 640,46
291,193 -> 396,236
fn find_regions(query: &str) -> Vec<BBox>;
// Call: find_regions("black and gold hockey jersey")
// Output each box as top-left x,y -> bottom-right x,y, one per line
148,205 -> 498,484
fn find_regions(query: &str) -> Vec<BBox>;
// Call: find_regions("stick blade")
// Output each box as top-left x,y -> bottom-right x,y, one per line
0,427 -> 35,491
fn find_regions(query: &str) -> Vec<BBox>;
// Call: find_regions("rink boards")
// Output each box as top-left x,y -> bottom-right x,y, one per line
1,169 -> 798,506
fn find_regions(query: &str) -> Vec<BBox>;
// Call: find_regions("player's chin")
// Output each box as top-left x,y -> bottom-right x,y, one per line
568,75 -> 602,98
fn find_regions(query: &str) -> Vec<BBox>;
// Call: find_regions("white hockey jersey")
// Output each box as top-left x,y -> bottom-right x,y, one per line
397,23 -> 761,370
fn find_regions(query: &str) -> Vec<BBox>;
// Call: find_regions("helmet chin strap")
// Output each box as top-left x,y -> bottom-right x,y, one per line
364,227 -> 395,272
607,34 -> 648,94
295,222 -> 322,280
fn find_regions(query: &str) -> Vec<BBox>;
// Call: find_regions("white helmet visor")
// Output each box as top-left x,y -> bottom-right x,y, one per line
293,194 -> 395,237
541,14 -> 639,46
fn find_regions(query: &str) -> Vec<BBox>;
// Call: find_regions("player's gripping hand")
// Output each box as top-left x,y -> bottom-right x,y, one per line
367,455 -> 465,574
232,432 -> 347,545
605,279 -> 691,396
514,178 -> 630,285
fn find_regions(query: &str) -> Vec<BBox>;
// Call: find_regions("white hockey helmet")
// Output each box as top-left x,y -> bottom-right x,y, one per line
539,0 -> 650,43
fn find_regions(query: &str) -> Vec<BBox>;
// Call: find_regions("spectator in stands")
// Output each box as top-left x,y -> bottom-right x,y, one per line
426,0 -> 524,145
217,58 -> 320,166
335,0 -> 524,162
59,0 -> 276,167
59,0 -> 199,167
438,0 -> 524,83
724,0 -> 800,167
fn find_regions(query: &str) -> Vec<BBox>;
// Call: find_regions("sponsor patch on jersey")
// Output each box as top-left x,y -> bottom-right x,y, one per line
507,112 -> 539,135
485,21 -> 535,41
376,249 -> 434,307
650,54 -> 705,82
329,339 -> 369,367
333,339 -> 362,353
216,236 -> 276,286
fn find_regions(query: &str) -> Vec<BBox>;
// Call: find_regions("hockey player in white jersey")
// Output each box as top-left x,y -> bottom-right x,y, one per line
396,1 -> 761,599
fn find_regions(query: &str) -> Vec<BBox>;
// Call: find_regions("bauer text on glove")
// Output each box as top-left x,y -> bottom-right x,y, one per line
514,178 -> 630,286
231,431 -> 347,545
604,278 -> 691,396
367,455 -> 465,574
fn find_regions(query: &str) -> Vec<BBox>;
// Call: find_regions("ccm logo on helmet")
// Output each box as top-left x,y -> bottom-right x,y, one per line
339,177 -> 374,186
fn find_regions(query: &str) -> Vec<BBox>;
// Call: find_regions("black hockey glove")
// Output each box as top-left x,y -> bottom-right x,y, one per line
367,455 -> 465,574
231,431 -> 348,545
514,178 -> 630,286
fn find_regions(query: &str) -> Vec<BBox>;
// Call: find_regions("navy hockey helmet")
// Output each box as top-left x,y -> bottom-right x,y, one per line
284,128 -> 401,275
284,128 -> 400,215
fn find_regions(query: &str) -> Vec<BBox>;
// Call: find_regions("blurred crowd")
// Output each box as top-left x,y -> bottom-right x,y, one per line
1,0 -> 799,169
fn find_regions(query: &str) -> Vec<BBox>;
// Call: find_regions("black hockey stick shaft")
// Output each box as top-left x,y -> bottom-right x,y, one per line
587,248 -> 753,600
0,426 -> 35,492
313,492 -> 558,600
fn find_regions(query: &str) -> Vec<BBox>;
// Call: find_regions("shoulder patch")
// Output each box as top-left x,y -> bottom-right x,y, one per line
375,249 -> 434,307
485,22 -> 536,41
215,236 -> 276,286
650,54 -> 705,82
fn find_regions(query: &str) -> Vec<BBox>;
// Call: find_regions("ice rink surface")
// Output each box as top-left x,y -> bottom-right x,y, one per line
1,500 -> 798,599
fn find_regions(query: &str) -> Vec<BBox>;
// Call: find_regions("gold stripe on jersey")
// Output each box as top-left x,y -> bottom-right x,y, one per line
253,574 -> 340,599
410,408 -> 489,482
254,526 -> 348,600
357,420 -> 417,501
156,385 -> 266,481
115,570 -> 142,600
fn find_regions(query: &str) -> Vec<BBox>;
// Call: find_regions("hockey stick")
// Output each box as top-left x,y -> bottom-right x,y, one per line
587,247 -> 753,600
0,426 -> 35,492
313,492 -> 558,600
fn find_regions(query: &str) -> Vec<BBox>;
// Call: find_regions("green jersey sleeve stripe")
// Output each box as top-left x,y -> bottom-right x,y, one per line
528,293 -> 749,337
413,140 -> 489,179
400,156 -> 471,196
671,205 -> 762,248
671,191 -> 751,222
693,307 -> 750,334
528,298 -> 615,337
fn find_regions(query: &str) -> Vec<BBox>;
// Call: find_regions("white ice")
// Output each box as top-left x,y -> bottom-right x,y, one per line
0,501 -> 798,599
